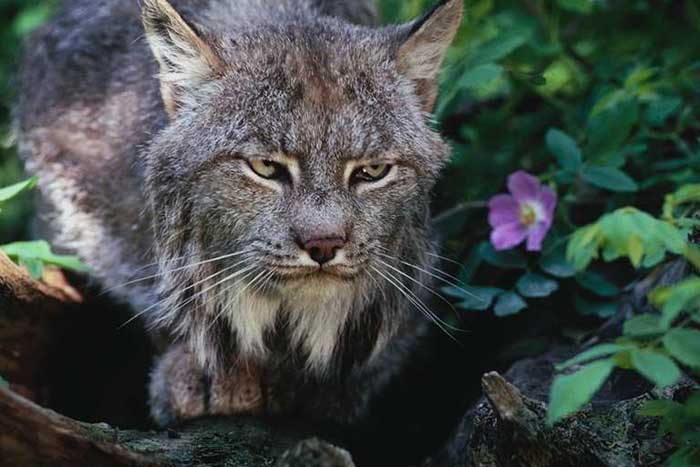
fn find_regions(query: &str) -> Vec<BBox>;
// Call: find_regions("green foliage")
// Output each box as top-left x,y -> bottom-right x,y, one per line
0,1 -> 697,463
0,176 -> 36,207
547,359 -> 614,425
567,207 -> 693,270
640,392 -> 700,466
0,178 -> 88,278
1,240 -> 89,279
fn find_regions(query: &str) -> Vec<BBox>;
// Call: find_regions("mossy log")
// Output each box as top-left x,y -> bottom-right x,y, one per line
425,259 -> 695,467
1,249 -> 695,467
0,252 -> 354,467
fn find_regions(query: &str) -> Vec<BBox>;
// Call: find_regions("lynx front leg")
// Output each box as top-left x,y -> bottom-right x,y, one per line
149,343 -> 264,427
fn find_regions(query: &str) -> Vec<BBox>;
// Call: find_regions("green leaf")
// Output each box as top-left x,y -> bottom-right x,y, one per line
469,33 -> 528,67
547,359 -> 615,425
516,273 -> 559,298
631,349 -> 682,388
1,241 -> 90,276
479,242 -> 527,269
546,128 -> 582,173
556,343 -> 630,370
443,285 -> 504,311
458,64 -> 503,90
539,243 -> 576,278
493,291 -> 527,316
581,166 -> 638,192
21,257 -> 44,279
664,329 -> 700,368
575,271 -> 620,297
0,177 -> 37,204
574,296 -> 619,318
649,277 -> 700,328
556,0 -> 593,13
638,399 -> 683,417
567,208 -> 689,271
645,96 -> 682,126
587,98 -> 639,157
623,314 -> 665,338
0,374 -> 8,389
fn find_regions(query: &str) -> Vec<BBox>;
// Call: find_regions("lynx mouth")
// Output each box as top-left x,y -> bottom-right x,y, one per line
269,264 -> 364,281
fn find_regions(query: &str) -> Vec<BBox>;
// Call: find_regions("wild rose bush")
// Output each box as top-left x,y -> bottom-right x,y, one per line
382,1 -> 700,464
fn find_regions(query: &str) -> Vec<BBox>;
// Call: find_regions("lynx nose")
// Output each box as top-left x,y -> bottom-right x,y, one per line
302,237 -> 345,265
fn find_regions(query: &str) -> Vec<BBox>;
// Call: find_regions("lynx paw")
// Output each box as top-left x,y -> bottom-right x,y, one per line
149,344 -> 264,427
149,344 -> 208,427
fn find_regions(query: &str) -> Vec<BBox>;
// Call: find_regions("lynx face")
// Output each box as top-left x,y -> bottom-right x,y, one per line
142,0 -> 462,373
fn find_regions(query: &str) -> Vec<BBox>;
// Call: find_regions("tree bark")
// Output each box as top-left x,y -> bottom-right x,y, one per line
0,252 -> 354,467
425,259 -> 695,467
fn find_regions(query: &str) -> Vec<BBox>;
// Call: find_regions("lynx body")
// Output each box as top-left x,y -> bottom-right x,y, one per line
16,0 -> 462,427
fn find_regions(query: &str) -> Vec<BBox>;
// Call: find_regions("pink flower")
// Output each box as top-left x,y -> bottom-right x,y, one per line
488,171 -> 557,252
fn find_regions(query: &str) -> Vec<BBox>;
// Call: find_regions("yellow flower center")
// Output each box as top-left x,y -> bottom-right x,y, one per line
519,203 -> 537,227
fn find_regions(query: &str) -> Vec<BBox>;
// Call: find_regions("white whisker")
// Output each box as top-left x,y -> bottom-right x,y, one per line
104,249 -> 252,294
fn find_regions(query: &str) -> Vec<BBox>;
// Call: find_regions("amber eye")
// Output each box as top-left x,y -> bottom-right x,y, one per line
351,164 -> 392,184
248,159 -> 289,181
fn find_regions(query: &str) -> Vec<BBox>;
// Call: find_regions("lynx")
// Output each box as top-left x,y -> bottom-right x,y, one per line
16,0 -> 463,428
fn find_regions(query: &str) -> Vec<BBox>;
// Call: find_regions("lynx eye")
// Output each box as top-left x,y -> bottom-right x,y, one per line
248,159 -> 288,181
351,164 -> 392,184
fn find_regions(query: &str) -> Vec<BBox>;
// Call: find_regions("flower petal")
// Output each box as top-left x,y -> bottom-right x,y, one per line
488,194 -> 520,228
507,171 -> 541,202
491,222 -> 528,251
526,222 -> 551,251
539,186 -> 558,219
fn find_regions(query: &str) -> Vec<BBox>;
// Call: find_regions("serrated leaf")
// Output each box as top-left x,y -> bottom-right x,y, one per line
567,208 -> 689,271
469,33 -> 528,67
556,0 -> 593,13
516,273 -> 559,298
575,296 -> 619,318
581,166 -> 638,192
631,349 -> 681,388
1,241 -> 90,275
479,242 -> 527,269
0,177 -> 37,204
546,128 -> 582,173
649,277 -> 700,328
645,96 -> 682,126
443,285 -> 504,311
638,399 -> 684,417
539,243 -> 576,278
623,314 -> 665,338
556,343 -> 629,370
587,99 -> 639,157
547,359 -> 614,425
493,291 -> 527,316
458,63 -> 503,90
663,328 -> 700,368
575,271 -> 620,297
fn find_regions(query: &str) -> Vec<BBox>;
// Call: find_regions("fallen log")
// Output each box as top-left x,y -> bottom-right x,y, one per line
0,251 -> 354,467
424,259 -> 695,467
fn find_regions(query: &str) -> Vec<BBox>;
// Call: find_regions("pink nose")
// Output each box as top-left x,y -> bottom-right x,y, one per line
303,237 -> 345,265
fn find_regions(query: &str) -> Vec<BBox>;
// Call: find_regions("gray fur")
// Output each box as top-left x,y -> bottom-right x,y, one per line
16,0 -> 462,426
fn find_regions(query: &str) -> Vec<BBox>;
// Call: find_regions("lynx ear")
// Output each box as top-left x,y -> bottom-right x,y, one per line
396,0 -> 463,112
142,0 -> 224,118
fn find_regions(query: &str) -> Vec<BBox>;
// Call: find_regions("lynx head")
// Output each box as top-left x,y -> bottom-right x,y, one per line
141,0 -> 463,374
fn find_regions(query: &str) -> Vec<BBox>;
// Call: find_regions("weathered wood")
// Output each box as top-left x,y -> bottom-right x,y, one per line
0,384 -> 355,467
0,252 -> 354,467
0,251 -> 81,402
424,259 -> 695,467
